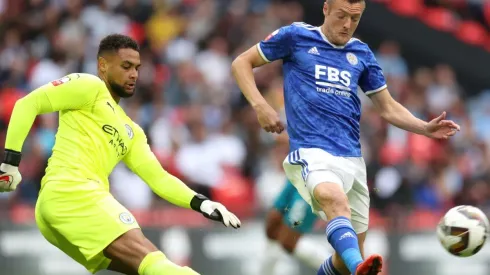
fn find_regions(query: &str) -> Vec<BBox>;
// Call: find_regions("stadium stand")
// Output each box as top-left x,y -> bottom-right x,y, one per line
0,0 -> 487,249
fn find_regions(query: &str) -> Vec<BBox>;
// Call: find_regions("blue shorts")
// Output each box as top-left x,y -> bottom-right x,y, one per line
272,180 -> 318,233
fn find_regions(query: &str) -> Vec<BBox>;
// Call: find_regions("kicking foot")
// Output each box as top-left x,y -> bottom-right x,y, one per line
355,254 -> 382,275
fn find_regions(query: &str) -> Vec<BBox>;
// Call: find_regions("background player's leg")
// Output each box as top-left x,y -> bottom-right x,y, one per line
278,192 -> 329,269
259,181 -> 296,275
307,170 -> 364,275
104,228 -> 199,275
276,224 -> 329,269
259,209 -> 286,275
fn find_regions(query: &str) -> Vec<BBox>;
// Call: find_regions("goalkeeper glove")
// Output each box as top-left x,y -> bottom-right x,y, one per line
0,149 -> 22,192
190,194 -> 241,229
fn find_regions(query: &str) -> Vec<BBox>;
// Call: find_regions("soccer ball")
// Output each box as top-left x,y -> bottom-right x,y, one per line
437,205 -> 489,257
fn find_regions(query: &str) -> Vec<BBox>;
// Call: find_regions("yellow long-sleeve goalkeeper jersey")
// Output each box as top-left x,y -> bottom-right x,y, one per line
5,73 -> 195,208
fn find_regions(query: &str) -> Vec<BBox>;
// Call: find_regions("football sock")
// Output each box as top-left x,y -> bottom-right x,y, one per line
325,216 -> 363,274
317,256 -> 342,275
259,239 -> 283,275
138,251 -> 199,275
293,236 -> 330,269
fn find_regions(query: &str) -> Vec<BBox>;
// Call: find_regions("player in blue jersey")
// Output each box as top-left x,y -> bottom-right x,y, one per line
232,0 -> 460,274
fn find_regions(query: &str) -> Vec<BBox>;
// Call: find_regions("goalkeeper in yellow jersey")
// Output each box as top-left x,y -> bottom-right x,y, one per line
0,34 -> 241,275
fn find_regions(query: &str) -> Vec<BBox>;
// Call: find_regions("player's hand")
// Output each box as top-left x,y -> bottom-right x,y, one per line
0,163 -> 22,192
254,103 -> 285,134
424,111 -> 461,139
190,194 -> 241,229
0,149 -> 22,192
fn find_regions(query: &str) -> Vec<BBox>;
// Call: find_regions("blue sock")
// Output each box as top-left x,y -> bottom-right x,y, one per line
317,256 -> 341,275
325,216 -> 363,274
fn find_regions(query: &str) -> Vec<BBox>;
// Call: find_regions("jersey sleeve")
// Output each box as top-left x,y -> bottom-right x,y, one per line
123,124 -> 196,209
5,73 -> 100,152
359,48 -> 388,95
257,25 -> 295,62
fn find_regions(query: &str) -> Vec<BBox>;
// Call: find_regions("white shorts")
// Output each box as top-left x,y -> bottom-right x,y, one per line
283,147 -> 369,233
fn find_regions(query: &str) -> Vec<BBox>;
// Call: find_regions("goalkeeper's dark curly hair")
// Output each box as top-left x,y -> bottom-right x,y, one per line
97,34 -> 139,57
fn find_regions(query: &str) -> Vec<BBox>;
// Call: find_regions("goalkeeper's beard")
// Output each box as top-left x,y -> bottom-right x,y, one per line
108,79 -> 134,98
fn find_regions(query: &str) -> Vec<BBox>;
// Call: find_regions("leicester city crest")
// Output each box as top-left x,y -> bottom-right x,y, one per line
346,52 -> 358,66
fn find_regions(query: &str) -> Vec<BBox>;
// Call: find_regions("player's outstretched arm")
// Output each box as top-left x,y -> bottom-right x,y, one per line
123,125 -> 241,229
369,89 -> 460,139
5,73 -> 99,152
0,74 -> 100,192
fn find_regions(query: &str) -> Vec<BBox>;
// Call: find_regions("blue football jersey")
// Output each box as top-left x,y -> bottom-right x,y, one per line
257,22 -> 387,157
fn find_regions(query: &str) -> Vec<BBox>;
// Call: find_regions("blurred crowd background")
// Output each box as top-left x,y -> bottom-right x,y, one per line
424,0 -> 490,30
0,0 -> 489,233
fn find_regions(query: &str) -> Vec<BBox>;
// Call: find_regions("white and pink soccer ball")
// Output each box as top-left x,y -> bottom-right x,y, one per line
437,205 -> 490,257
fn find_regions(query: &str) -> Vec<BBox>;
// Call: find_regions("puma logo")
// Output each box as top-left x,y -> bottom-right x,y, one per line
107,102 -> 115,113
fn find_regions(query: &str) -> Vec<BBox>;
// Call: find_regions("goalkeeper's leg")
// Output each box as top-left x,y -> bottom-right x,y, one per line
104,228 -> 199,275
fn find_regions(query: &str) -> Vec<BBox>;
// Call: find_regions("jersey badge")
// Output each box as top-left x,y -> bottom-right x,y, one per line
346,52 -> 358,66
125,124 -> 134,139
264,29 -> 280,41
51,76 -> 71,86
119,212 -> 135,224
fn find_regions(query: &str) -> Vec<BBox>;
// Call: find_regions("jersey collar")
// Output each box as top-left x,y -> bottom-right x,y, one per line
315,27 -> 355,49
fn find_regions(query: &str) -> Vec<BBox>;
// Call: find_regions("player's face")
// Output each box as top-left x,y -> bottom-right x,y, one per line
323,0 -> 365,46
106,48 -> 141,98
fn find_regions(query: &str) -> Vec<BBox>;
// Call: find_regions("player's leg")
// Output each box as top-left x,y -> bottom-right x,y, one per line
259,209 -> 286,275
259,181 -> 294,275
348,182 -> 382,275
277,191 -> 329,269
307,170 -> 365,275
320,231 -> 366,275
316,176 -> 381,275
106,258 -> 138,275
35,181 -> 199,275
283,150 -> 381,275
104,228 -> 157,271
265,209 -> 284,240
104,228 -> 199,275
